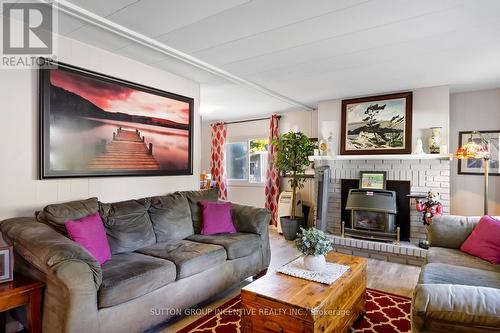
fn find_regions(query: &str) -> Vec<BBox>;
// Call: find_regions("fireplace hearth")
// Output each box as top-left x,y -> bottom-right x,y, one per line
345,189 -> 398,242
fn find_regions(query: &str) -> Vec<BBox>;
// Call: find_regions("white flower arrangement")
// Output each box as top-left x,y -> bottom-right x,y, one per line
295,227 -> 332,256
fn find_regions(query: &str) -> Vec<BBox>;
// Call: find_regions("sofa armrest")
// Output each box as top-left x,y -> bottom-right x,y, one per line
1,217 -> 101,333
231,204 -> 271,270
0,217 -> 102,288
412,284 -> 500,332
231,204 -> 271,235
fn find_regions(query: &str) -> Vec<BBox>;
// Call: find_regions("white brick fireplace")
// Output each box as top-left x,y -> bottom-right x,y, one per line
313,155 -> 450,245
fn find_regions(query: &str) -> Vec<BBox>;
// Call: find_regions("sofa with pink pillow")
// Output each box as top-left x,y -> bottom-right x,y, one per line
412,215 -> 500,333
0,189 -> 271,333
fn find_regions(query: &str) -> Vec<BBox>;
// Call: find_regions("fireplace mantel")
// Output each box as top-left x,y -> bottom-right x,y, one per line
309,154 -> 450,161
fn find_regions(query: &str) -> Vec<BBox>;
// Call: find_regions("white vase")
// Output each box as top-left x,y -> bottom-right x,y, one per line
428,127 -> 442,154
303,255 -> 326,271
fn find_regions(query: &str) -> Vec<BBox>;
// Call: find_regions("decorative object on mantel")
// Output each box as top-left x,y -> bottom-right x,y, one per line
413,137 -> 425,155
277,257 -> 349,284
428,126 -> 442,154
455,130 -> 499,215
272,132 -> 315,240
294,227 -> 333,271
327,131 -> 335,156
340,91 -> 413,155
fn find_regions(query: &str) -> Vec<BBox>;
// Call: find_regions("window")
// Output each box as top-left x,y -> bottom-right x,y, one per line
226,142 -> 248,181
226,138 -> 268,184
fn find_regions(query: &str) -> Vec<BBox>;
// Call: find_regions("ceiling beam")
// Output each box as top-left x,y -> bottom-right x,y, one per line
40,0 -> 315,111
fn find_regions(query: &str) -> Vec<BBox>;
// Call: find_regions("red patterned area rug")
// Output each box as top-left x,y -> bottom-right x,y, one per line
177,289 -> 411,333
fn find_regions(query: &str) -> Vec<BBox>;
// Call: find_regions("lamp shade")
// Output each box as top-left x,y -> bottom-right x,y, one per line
454,140 -> 488,159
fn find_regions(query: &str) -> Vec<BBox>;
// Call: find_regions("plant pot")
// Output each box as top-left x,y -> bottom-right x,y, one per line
281,216 -> 304,241
303,254 -> 326,271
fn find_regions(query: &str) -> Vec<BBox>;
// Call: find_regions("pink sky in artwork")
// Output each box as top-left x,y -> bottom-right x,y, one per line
50,69 -> 189,124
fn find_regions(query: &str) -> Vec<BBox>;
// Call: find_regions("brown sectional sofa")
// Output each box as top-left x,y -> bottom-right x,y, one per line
0,189 -> 271,333
412,215 -> 500,333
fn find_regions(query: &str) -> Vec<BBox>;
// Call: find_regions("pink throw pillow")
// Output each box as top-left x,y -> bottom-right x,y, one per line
460,215 -> 500,264
200,201 -> 236,235
65,212 -> 112,265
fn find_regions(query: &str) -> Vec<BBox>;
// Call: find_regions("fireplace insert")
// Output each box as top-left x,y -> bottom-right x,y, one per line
345,189 -> 398,241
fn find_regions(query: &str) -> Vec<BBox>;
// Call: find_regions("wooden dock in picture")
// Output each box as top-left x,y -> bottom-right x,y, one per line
87,127 -> 160,170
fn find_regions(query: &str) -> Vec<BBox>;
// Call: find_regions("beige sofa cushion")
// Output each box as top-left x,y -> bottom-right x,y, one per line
427,247 -> 499,272
99,252 -> 176,308
412,284 -> 500,332
136,240 -> 226,279
187,233 -> 260,259
419,263 -> 500,289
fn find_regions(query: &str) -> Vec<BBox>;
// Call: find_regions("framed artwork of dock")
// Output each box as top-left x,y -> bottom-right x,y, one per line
39,59 -> 194,178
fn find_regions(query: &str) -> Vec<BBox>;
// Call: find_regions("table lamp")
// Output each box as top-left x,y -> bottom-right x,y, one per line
454,131 -> 490,215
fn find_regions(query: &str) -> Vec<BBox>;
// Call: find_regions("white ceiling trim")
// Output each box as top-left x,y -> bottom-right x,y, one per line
40,0 -> 314,111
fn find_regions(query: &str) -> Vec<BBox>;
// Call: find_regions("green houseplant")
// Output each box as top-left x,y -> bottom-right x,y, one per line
295,227 -> 333,271
272,131 -> 315,240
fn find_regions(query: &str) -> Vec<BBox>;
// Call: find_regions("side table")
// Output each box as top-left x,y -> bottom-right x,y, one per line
0,274 -> 44,333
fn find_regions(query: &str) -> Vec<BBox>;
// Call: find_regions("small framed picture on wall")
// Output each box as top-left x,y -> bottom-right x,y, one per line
359,171 -> 387,190
458,130 -> 500,176
0,246 -> 13,283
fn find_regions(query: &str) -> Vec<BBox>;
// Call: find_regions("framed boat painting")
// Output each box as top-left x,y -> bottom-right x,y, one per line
458,130 -> 500,176
39,59 -> 194,178
341,92 -> 413,155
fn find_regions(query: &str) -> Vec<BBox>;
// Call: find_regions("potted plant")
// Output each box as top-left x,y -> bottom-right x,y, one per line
272,131 -> 315,240
295,227 -> 333,271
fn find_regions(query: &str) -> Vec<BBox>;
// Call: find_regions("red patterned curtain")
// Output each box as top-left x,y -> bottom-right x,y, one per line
210,122 -> 228,200
265,115 -> 281,226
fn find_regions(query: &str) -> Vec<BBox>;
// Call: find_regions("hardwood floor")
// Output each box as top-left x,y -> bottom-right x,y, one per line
157,229 -> 420,332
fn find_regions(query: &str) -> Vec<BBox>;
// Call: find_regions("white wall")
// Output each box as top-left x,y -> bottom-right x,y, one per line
0,35 -> 200,220
317,86 -> 450,154
200,110 -> 318,208
450,89 -> 500,216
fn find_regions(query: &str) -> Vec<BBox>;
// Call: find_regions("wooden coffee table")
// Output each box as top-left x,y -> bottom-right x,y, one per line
241,252 -> 367,333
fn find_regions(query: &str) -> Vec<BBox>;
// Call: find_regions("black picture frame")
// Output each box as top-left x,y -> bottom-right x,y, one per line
341,92 -> 413,155
0,246 -> 13,284
359,171 -> 387,190
457,130 -> 499,176
39,59 -> 194,179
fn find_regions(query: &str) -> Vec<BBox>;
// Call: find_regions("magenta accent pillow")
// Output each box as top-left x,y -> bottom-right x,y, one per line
200,200 -> 236,235
65,212 -> 112,265
460,215 -> 500,264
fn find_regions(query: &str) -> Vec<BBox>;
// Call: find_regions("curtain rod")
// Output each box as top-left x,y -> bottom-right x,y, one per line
222,115 -> 281,125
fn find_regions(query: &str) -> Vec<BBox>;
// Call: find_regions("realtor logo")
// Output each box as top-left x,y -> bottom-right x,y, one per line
1,1 -> 57,68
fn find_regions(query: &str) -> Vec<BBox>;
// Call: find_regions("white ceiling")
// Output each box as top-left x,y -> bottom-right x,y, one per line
53,0 -> 500,120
